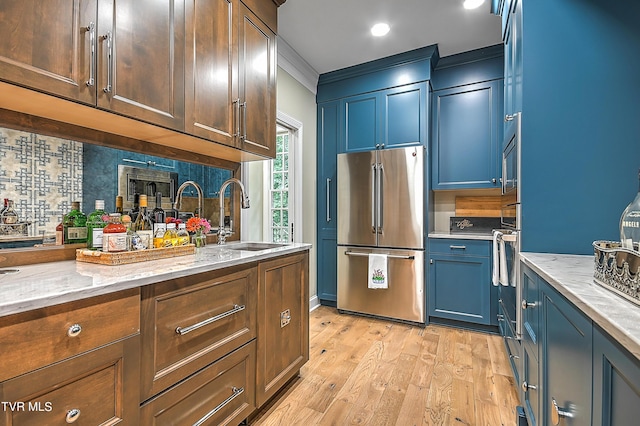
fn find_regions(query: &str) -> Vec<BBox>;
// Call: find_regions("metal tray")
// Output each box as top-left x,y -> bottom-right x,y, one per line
593,240 -> 640,306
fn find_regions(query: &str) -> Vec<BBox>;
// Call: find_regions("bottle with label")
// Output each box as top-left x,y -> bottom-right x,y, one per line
115,195 -> 124,215
133,194 -> 153,249
129,193 -> 140,222
86,200 -> 108,250
620,169 -> 640,251
152,192 -> 166,224
163,223 -> 178,247
103,213 -> 128,252
55,221 -> 64,245
153,223 -> 167,248
63,201 -> 87,244
0,199 -> 19,224
0,198 -> 8,217
176,223 -> 190,246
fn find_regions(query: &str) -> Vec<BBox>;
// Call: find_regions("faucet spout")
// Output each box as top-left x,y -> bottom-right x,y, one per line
218,178 -> 250,245
173,181 -> 204,219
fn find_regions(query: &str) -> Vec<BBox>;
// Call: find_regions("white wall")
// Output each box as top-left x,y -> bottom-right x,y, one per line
243,67 -> 318,299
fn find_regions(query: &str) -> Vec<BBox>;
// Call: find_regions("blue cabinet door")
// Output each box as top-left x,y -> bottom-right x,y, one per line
521,265 -> 541,425
317,233 -> 337,305
522,343 -> 540,426
431,80 -> 502,189
342,93 -> 378,152
542,282 -> 592,426
593,326 -> 640,426
382,83 -> 427,150
503,0 -> 522,140
428,239 -> 495,326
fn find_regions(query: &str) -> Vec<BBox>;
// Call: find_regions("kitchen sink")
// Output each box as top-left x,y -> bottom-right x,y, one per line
225,242 -> 288,251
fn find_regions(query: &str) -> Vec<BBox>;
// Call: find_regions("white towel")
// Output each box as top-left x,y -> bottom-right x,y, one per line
368,254 -> 388,289
499,237 -> 509,286
492,230 -> 501,286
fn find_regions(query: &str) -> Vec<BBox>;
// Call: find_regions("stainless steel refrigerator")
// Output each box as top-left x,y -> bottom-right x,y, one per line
337,146 -> 425,324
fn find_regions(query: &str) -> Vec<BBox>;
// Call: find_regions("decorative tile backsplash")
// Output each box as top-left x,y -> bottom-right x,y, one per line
0,127 -> 83,236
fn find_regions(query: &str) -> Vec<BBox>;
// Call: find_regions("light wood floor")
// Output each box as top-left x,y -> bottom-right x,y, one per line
250,306 -> 519,426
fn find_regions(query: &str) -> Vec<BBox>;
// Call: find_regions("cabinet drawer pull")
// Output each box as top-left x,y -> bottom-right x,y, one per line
67,324 -> 82,337
240,101 -> 247,140
65,408 -> 81,423
84,22 -> 95,87
192,387 -> 244,426
521,299 -> 536,310
449,245 -> 466,250
551,397 -> 574,425
326,178 -> 332,222
175,304 -> 245,336
102,31 -> 113,93
521,381 -> 537,392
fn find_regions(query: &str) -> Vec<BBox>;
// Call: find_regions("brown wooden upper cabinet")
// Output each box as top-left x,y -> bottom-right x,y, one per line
185,0 -> 276,154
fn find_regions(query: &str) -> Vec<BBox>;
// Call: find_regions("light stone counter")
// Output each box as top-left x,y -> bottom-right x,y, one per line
429,232 -> 493,241
0,242 -> 311,317
521,252 -> 640,361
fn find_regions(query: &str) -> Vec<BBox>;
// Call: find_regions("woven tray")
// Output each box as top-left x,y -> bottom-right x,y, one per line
76,244 -> 196,266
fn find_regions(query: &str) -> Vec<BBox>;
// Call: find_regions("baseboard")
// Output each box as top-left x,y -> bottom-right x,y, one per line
309,295 -> 320,312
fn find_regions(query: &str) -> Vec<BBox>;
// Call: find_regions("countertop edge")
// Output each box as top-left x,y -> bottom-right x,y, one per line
428,232 -> 493,241
520,252 -> 640,362
0,243 -> 311,317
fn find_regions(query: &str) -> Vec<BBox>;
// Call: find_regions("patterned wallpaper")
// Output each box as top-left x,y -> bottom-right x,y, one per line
0,127 -> 83,237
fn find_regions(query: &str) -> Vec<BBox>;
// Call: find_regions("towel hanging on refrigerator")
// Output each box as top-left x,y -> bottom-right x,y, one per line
492,230 -> 501,286
499,237 -> 509,286
368,253 -> 388,289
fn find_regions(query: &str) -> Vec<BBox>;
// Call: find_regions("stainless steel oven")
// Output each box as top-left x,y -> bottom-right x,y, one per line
501,113 -> 521,230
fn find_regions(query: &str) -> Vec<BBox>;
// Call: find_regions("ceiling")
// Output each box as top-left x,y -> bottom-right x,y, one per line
277,0 -> 502,76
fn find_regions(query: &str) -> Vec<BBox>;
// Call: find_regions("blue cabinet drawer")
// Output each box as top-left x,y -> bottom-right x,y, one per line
429,238 -> 490,257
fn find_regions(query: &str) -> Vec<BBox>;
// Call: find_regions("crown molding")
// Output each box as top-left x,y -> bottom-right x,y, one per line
277,36 -> 319,95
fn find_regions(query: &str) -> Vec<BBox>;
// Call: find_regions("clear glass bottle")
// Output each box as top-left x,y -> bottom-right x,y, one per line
103,213 -> 128,252
133,194 -> 153,249
63,201 -> 87,244
176,223 -> 190,246
620,169 -> 640,250
86,200 -> 108,250
152,192 -> 166,224
0,199 -> 19,224
153,223 -> 167,248
0,198 -> 8,217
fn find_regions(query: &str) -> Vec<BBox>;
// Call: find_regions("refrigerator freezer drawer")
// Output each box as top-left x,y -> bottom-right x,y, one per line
337,246 -> 425,324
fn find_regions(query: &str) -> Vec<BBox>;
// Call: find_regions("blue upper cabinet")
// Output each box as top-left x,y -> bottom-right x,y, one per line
343,92 -> 378,152
430,46 -> 503,190
502,0 -> 522,139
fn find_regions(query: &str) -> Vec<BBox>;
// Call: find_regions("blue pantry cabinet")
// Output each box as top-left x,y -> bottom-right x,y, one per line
428,238 -> 497,326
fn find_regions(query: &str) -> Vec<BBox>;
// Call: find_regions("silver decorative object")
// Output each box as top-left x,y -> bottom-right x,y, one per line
593,240 -> 640,306
0,221 -> 31,236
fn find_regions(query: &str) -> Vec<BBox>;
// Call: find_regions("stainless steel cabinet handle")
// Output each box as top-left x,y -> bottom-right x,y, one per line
240,101 -> 247,140
192,387 -> 244,426
66,408 -> 81,423
509,354 -> 520,360
551,398 -> 574,425
103,31 -> 113,93
85,22 -> 95,86
326,178 -> 331,222
344,251 -> 414,260
377,163 -> 383,234
232,98 -> 240,138
67,324 -> 82,337
505,114 -> 515,121
371,163 -> 376,233
521,381 -> 537,392
175,304 -> 245,335
492,178 -> 497,184
449,245 -> 466,250
521,299 -> 536,310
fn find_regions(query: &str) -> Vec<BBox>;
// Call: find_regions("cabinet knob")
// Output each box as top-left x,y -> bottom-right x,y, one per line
67,324 -> 82,337
492,178 -> 497,184
505,114 -> 515,121
65,408 -> 81,423
521,381 -> 537,392
551,398 -> 574,425
521,299 -> 536,310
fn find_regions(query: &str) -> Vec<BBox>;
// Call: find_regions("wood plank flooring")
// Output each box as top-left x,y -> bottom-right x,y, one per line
250,306 -> 520,426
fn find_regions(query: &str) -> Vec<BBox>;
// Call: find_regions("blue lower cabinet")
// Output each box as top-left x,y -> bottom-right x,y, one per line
521,344 -> 540,426
317,233 -> 337,305
541,283 -> 592,426
593,325 -> 640,426
428,239 -> 496,326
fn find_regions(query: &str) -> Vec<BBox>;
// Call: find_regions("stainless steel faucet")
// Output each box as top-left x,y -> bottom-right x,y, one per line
173,181 -> 204,219
218,178 -> 250,244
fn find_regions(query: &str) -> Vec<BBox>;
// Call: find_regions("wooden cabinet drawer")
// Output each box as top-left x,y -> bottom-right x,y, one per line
429,238 -> 491,257
141,340 -> 256,426
0,288 -> 140,382
141,265 -> 257,399
0,335 -> 140,426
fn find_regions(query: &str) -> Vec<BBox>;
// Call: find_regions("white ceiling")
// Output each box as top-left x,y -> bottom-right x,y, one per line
277,0 -> 503,76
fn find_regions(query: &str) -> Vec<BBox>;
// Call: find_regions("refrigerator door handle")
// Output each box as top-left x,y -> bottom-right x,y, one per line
326,178 -> 331,222
344,250 -> 415,260
371,163 -> 377,234
377,163 -> 383,234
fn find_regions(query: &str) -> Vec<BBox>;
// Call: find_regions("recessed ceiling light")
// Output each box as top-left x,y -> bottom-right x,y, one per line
371,23 -> 390,37
463,0 -> 485,10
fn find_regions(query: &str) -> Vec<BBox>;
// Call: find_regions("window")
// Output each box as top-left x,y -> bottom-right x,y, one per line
269,125 -> 292,243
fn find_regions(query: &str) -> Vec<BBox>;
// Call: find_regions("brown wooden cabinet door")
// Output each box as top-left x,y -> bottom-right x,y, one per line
96,0 -> 185,130
256,252 -> 309,407
238,2 -> 276,158
0,0 -> 98,105
185,0 -> 239,147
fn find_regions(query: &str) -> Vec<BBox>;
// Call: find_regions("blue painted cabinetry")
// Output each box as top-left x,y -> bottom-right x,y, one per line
520,264 -> 541,425
316,100 -> 340,305
431,79 -> 502,189
593,325 -> 640,426
502,0 -> 522,140
428,238 -> 496,326
342,83 -> 427,153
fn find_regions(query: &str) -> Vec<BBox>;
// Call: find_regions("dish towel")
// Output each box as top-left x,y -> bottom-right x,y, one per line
499,237 -> 509,286
368,253 -> 388,289
492,230 -> 501,286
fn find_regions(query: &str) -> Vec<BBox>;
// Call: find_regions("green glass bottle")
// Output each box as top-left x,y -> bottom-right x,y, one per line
86,199 -> 108,250
63,201 -> 87,244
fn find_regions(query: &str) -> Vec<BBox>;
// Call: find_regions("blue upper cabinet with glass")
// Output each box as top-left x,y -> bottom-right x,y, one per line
430,46 -> 504,190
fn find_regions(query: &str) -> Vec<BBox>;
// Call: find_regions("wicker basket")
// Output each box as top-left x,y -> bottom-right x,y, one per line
76,244 -> 196,266
593,240 -> 640,306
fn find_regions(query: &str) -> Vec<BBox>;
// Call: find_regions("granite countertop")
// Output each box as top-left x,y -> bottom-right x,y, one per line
521,252 -> 640,361
0,242 -> 311,317
429,232 -> 493,241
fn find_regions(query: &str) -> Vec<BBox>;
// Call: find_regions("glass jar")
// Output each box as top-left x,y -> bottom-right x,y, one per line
103,213 -> 128,252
